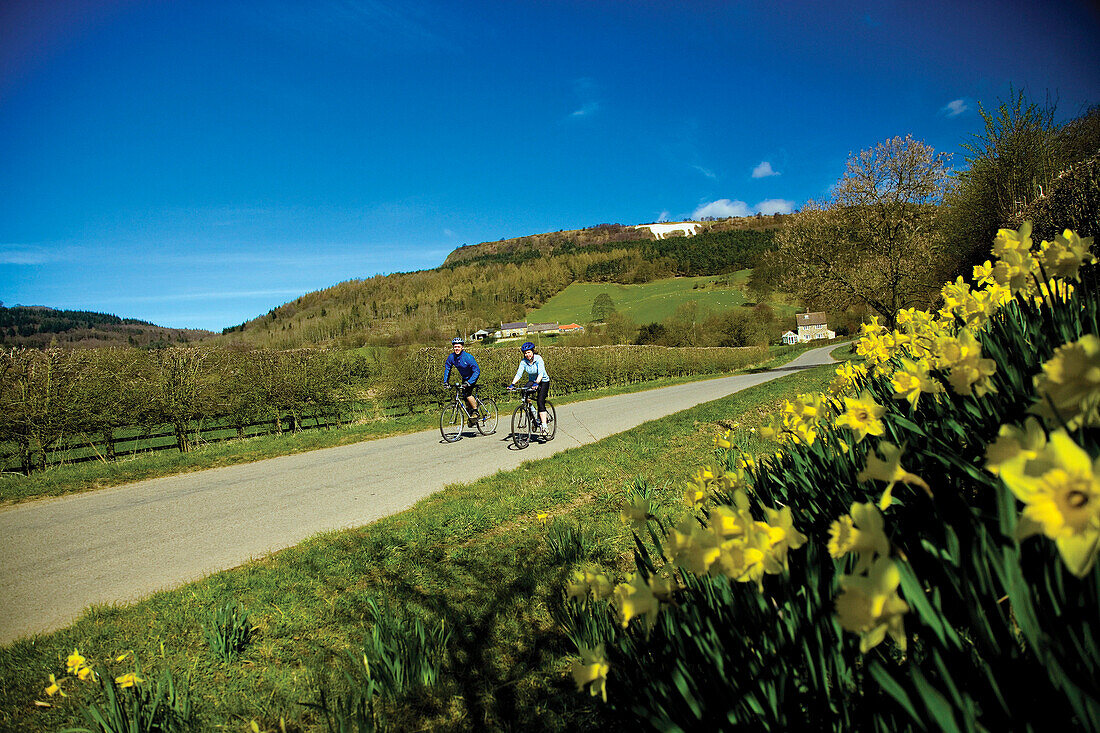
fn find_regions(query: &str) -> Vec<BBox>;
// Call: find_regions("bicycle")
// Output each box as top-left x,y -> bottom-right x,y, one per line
507,384 -> 556,449
440,383 -> 498,443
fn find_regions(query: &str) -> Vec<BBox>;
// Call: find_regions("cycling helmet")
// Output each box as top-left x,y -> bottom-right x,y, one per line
521,341 -> 535,352
451,337 -> 465,345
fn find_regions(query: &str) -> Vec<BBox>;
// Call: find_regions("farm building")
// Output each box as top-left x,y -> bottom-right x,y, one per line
499,321 -> 528,338
795,312 -> 835,341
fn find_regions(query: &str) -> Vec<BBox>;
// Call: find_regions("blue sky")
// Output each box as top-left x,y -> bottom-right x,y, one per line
2,0 -> 1098,331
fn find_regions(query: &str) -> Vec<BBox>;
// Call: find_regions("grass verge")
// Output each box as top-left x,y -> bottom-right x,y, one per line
0,342 -> 837,506
0,361 -> 837,732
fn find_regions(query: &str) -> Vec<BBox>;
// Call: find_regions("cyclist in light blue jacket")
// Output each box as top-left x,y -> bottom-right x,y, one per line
509,341 -> 551,434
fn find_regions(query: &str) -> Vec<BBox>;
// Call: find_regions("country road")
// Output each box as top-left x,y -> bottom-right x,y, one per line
0,344 -> 840,645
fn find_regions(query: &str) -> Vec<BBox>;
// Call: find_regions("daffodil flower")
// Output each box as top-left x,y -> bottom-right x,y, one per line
763,505 -> 808,570
114,672 -> 142,688
890,358 -> 941,409
613,573 -> 660,633
619,496 -> 652,529
997,429 -> 1100,577
1031,334 -> 1100,430
570,645 -> 610,702
66,650 -> 86,675
1037,228 -> 1096,280
858,442 -> 932,509
45,673 -> 65,697
828,502 -> 890,573
835,556 -> 910,653
834,392 -> 886,443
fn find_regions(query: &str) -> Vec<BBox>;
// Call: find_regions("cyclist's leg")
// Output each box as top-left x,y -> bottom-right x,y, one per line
465,384 -> 479,413
536,381 -> 550,429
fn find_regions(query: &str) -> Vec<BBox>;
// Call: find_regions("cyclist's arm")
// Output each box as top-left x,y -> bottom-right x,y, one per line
443,355 -> 453,383
511,361 -> 526,385
467,355 -> 480,384
535,356 -> 549,383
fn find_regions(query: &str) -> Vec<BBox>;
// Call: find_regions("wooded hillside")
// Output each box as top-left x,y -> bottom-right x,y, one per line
0,305 -> 213,349
218,217 -> 784,349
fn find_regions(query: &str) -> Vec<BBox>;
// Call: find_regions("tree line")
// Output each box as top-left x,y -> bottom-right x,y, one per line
1,342 -> 772,473
0,347 -> 364,474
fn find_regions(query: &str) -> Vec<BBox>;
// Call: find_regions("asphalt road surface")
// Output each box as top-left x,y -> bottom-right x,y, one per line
0,344 -> 839,644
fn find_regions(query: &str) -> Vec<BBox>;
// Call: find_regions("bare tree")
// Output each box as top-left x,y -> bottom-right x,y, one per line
772,135 -> 952,328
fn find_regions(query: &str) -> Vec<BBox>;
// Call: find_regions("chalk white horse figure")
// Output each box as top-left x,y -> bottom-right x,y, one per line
635,222 -> 702,239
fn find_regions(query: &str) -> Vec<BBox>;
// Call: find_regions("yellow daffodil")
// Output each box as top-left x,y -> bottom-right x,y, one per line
45,674 -> 65,697
566,566 -> 614,603
973,260 -> 995,286
668,517 -> 721,575
709,504 -> 750,539
114,672 -> 142,689
829,360 -> 867,396
620,496 -> 651,529
858,442 -> 932,509
985,418 -> 1048,475
66,650 -> 86,675
1032,334 -> 1100,430
890,358 -> 941,409
937,329 -> 997,397
77,665 -> 95,681
536,512 -> 549,523
683,478 -> 709,508
570,645 -> 609,702
834,392 -> 886,443
715,429 -> 733,449
646,567 -> 679,600
613,573 -> 660,633
828,502 -> 890,573
996,429 -> 1100,577
835,556 -> 910,653
763,505 -> 808,570
1037,229 -> 1096,280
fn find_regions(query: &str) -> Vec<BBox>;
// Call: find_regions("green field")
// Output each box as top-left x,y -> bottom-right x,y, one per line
526,272 -> 798,326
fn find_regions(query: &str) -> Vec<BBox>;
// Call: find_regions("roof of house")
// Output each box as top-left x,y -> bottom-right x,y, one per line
472,329 -> 490,336
529,322 -> 559,332
796,312 -> 828,326
500,322 -> 527,330
559,323 -> 582,330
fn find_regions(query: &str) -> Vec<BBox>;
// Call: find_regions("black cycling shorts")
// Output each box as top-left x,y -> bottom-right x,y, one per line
534,380 -> 550,412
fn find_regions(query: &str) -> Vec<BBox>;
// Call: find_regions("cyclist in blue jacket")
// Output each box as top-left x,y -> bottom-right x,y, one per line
443,337 -> 482,426
509,341 -> 551,434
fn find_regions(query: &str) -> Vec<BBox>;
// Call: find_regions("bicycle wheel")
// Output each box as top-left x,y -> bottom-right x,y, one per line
440,402 -> 463,442
476,397 -> 498,435
511,403 -> 531,448
543,401 -> 556,441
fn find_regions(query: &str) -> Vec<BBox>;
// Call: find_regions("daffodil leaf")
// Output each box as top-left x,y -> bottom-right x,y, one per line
868,661 -> 921,723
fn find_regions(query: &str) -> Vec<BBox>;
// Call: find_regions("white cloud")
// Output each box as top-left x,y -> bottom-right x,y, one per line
693,165 -> 718,180
752,161 -> 779,178
0,243 -> 78,265
571,102 -> 600,117
657,211 -> 671,222
691,198 -> 795,219
568,77 -> 600,118
755,199 -> 795,215
693,199 -> 752,218
941,98 -> 969,117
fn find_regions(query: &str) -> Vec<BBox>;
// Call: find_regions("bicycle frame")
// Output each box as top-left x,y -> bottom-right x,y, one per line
509,385 -> 555,448
440,384 -> 497,442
